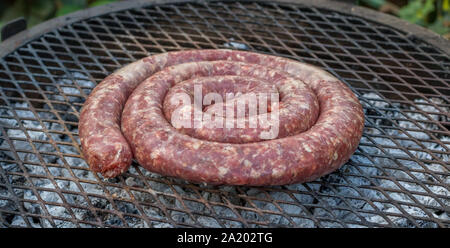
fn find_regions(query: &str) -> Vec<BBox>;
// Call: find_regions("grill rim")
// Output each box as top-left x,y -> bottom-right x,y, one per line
0,0 -> 449,59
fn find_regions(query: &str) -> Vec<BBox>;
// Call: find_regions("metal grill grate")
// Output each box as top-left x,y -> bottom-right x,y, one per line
0,0 -> 449,228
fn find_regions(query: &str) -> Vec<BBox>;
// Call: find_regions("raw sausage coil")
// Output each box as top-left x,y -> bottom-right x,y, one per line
79,49 -> 364,185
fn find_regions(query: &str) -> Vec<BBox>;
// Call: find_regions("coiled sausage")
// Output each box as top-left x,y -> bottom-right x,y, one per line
79,49 -> 364,185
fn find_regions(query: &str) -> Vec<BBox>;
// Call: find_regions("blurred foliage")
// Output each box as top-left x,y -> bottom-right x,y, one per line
359,0 -> 450,39
0,0 -> 117,28
0,0 -> 448,39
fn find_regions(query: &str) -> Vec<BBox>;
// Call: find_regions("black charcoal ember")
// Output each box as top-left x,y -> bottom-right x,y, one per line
343,93 -> 450,227
223,38 -> 250,50
46,72 -> 94,105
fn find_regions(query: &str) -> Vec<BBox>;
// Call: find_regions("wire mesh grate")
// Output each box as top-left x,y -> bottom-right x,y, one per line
0,0 -> 448,228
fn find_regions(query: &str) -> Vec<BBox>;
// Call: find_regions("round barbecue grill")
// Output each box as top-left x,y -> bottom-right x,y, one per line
0,0 -> 448,228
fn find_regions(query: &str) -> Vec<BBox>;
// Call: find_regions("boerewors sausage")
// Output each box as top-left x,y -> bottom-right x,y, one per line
79,49 -> 364,185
